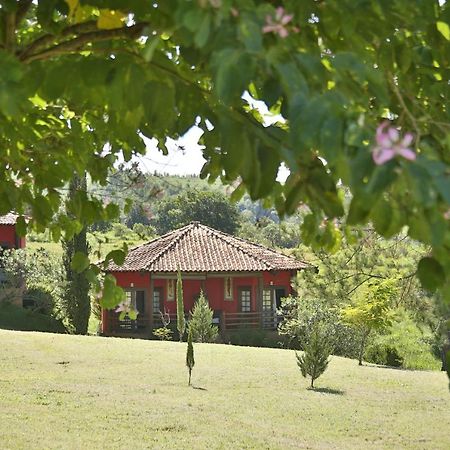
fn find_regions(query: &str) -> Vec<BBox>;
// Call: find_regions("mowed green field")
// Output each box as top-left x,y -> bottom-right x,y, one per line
0,330 -> 448,450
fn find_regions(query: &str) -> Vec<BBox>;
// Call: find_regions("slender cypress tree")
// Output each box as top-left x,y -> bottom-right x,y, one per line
176,268 -> 185,342
186,329 -> 195,386
296,325 -> 331,389
62,173 -> 91,334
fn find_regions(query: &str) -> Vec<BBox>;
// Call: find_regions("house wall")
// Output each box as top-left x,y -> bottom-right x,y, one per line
262,271 -> 294,294
112,271 -> 149,288
0,224 -> 25,249
105,270 -> 295,335
0,224 -> 25,308
108,270 -> 294,313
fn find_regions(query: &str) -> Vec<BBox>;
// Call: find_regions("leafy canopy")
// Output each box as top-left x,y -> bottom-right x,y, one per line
0,0 -> 449,306
154,189 -> 240,235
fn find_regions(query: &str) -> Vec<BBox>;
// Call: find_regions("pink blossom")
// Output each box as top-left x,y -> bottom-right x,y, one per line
372,121 -> 416,165
116,299 -> 132,314
262,7 -> 298,38
444,209 -> 450,220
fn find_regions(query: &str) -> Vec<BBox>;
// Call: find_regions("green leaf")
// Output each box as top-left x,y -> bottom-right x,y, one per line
194,13 -> 211,48
366,165 -> 397,195
15,216 -> 27,237
212,48 -> 254,104
142,80 -> 176,131
238,13 -> 263,53
128,309 -> 138,320
71,252 -> 90,273
104,249 -> 126,267
435,175 -> 450,204
183,8 -> 204,32
436,21 -> 450,41
347,196 -> 372,225
100,274 -> 123,309
371,197 -> 392,235
417,257 -> 446,292
320,117 -> 343,166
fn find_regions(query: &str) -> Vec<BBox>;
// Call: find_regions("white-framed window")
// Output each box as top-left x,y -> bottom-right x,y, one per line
124,290 -> 145,315
153,287 -> 162,314
239,287 -> 251,312
224,277 -> 233,300
167,279 -> 175,301
262,289 -> 273,311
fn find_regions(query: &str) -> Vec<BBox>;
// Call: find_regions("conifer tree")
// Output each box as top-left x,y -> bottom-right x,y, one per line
189,290 -> 218,343
176,269 -> 185,342
186,329 -> 195,386
296,325 -> 331,389
61,173 -> 91,334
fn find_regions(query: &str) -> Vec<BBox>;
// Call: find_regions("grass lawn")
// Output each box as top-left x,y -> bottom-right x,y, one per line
0,330 -> 448,450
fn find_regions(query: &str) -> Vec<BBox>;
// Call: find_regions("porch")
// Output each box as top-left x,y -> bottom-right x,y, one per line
104,310 -> 284,338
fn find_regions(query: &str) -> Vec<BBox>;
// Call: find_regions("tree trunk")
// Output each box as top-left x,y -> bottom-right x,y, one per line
62,173 -> 91,335
358,329 -> 370,366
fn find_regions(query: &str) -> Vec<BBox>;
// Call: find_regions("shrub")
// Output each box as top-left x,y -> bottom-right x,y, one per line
341,280 -> 396,365
90,295 -> 102,321
279,296 -> 358,358
295,324 -> 332,388
0,302 -> 65,333
112,223 -> 130,238
153,327 -> 173,341
22,286 -> 55,316
365,310 -> 441,370
188,291 -> 218,343
365,343 -> 403,367
226,329 -> 281,348
133,223 -> 156,240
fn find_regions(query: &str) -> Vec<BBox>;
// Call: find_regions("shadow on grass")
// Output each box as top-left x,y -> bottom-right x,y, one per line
364,363 -> 412,371
307,387 -> 345,395
191,385 -> 208,391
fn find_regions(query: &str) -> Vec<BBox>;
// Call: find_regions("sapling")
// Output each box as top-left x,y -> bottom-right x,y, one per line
176,269 -> 185,342
296,325 -> 331,389
186,329 -> 195,386
189,290 -> 218,343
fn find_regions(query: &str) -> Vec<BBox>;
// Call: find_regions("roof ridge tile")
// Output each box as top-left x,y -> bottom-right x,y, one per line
196,223 -> 273,270
144,223 -> 193,270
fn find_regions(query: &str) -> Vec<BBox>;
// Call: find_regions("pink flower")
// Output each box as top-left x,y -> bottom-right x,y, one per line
372,121 -> 416,165
262,7 -> 298,38
116,299 -> 131,314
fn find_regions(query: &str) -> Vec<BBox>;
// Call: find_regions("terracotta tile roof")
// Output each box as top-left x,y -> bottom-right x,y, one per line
108,222 -> 310,273
0,213 -> 20,225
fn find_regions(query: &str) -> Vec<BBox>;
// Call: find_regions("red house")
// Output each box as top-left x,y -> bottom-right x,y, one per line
0,213 -> 26,251
103,221 -> 310,337
0,213 -> 26,307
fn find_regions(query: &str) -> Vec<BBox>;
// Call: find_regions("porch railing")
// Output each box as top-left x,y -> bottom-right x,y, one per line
107,311 -> 282,334
222,311 -> 282,331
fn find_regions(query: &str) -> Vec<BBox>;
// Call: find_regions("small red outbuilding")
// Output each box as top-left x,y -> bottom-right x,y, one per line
0,213 -> 26,250
103,221 -> 310,337
0,213 -> 26,307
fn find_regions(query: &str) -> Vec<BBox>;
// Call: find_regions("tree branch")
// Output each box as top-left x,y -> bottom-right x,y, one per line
4,10 -> 16,50
20,22 -> 149,63
18,21 -> 99,61
388,72 -> 421,147
15,0 -> 33,27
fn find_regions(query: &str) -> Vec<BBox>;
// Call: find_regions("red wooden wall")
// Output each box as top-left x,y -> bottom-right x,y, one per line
109,270 -> 294,314
0,224 -> 25,249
